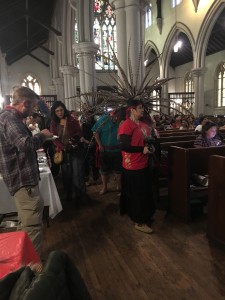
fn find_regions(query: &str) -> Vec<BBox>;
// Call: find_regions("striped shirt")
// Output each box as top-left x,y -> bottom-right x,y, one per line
194,134 -> 223,148
0,107 -> 46,195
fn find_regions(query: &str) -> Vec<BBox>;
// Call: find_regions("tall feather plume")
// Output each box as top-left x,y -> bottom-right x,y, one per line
135,41 -> 144,91
74,39 -> 193,118
127,39 -> 134,94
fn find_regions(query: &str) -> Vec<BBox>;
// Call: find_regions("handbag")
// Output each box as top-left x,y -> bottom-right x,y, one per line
53,119 -> 67,165
53,150 -> 63,164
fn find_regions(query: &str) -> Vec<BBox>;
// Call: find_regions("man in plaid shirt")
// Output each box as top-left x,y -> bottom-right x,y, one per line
0,87 -> 53,255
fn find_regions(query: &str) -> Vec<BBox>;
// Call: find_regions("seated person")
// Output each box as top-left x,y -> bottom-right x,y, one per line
170,114 -> 182,129
194,116 -> 208,133
194,121 -> 223,148
0,250 -> 91,300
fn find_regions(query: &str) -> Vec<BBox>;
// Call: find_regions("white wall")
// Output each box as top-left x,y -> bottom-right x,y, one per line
205,51 -> 225,115
7,48 -> 51,95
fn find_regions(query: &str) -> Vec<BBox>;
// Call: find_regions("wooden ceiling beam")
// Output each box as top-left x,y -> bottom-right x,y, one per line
28,53 -> 49,67
0,15 -> 24,33
28,14 -> 61,36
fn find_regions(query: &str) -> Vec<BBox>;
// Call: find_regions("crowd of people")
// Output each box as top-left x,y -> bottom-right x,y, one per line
1,86 -> 225,258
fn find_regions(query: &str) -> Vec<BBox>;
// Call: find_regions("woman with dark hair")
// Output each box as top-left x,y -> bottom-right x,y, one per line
50,101 -> 86,203
118,99 -> 155,234
194,121 -> 223,148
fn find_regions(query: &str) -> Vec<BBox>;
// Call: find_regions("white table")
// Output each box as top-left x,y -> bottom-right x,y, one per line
0,166 -> 63,219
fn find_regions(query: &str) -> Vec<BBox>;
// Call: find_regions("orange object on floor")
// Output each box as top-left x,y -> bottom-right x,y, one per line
0,231 -> 40,279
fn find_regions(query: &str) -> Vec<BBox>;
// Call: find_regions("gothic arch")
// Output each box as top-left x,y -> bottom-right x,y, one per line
162,22 -> 195,78
144,40 -> 162,76
21,73 -> 42,95
195,1 -> 225,68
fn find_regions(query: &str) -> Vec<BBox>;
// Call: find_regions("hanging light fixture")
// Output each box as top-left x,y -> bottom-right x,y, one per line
192,0 -> 200,13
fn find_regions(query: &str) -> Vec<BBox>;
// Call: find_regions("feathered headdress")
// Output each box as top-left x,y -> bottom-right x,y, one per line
71,40 -> 193,118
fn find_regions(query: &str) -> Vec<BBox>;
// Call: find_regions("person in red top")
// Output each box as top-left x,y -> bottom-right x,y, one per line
118,99 -> 155,234
50,101 -> 86,204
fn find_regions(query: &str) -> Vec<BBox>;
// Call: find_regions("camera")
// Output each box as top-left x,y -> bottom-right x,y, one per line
144,137 -> 155,152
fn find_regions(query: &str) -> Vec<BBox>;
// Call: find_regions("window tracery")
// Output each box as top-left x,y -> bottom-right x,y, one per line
22,74 -> 41,95
94,0 -> 117,70
216,62 -> 225,107
184,71 -> 194,93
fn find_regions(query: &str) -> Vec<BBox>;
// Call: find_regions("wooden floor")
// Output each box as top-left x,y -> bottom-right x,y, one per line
42,175 -> 225,300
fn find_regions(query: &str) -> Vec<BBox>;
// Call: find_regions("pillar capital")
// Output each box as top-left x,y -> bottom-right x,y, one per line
53,77 -> 64,85
48,84 -> 56,92
60,65 -> 78,76
191,67 -> 207,77
72,42 -> 99,56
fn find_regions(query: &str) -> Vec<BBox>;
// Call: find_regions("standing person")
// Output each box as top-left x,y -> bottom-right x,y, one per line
50,101 -> 86,204
0,87 -> 53,255
91,110 -> 122,195
80,115 -> 100,184
118,99 -> 155,234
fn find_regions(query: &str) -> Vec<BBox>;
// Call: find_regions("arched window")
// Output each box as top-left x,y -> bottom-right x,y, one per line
74,19 -> 79,44
216,62 -> 225,107
171,0 -> 182,8
184,71 -> 194,93
22,74 -> 41,95
94,0 -> 117,70
145,3 -> 152,28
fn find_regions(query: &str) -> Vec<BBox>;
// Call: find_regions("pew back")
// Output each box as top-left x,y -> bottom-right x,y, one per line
168,146 -> 225,222
207,155 -> 225,248
159,135 -> 195,143
160,140 -> 194,151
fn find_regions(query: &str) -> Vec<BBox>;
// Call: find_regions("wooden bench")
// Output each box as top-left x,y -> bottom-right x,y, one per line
207,155 -> 225,248
152,140 -> 195,204
168,146 -> 225,222
159,131 -> 195,137
160,140 -> 194,152
158,135 -> 195,143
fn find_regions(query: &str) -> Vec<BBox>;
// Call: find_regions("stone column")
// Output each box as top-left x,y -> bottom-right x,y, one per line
60,65 -> 78,110
48,84 -> 56,96
53,78 -> 65,102
62,1 -> 75,67
109,0 -> 127,78
73,42 -> 99,98
191,67 -> 207,116
110,0 -> 146,87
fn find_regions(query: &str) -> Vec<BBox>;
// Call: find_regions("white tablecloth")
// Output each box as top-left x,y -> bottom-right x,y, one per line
0,167 -> 62,219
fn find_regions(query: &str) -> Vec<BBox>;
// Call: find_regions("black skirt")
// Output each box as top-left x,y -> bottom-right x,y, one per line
120,167 -> 155,224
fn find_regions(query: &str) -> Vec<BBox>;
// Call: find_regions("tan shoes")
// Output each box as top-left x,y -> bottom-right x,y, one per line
134,223 -> 153,234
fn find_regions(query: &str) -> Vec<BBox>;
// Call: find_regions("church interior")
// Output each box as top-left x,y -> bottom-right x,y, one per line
0,1 -> 225,299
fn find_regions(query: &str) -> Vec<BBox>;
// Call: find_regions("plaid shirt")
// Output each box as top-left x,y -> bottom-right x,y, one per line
194,134 -> 223,148
0,107 -> 46,195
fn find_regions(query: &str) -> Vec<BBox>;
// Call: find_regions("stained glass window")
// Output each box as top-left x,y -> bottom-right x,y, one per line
74,19 -> 79,44
94,0 -> 117,70
184,71 -> 194,93
217,62 -> 225,107
145,3 -> 152,28
22,74 -> 41,95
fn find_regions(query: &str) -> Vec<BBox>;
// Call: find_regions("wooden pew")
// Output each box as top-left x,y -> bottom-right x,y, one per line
158,135 -> 195,143
168,146 -> 225,222
159,131 -> 195,137
160,140 -> 194,151
152,140 -> 195,204
207,155 -> 225,248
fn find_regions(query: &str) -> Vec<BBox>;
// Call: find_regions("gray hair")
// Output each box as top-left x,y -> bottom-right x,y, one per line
11,86 -> 38,105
